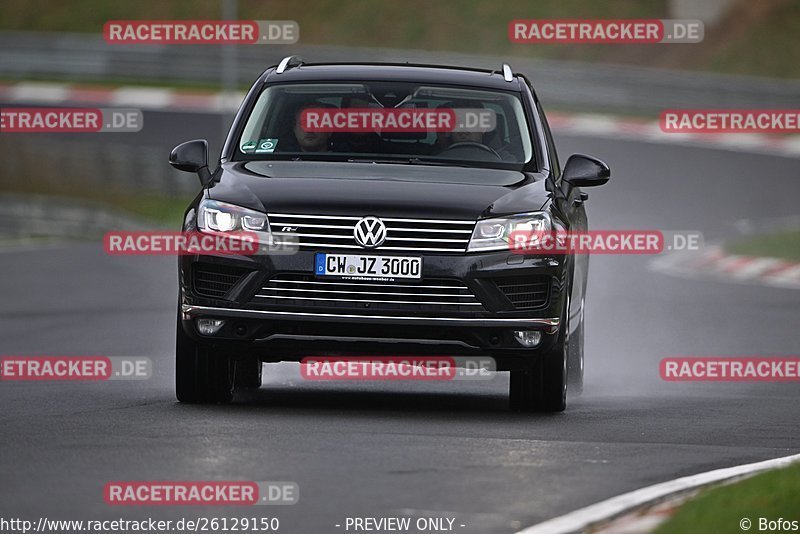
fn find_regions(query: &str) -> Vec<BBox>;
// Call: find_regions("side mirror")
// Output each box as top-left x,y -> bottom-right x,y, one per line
169,139 -> 212,186
562,154 -> 610,187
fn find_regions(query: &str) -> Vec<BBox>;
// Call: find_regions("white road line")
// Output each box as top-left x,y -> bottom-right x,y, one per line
728,257 -> 784,279
516,452 -> 800,534
711,133 -> 771,150
552,114 -> 800,157
763,264 -> 800,288
650,240 -> 800,291
779,136 -> 800,154
649,245 -> 722,276
703,253 -> 747,274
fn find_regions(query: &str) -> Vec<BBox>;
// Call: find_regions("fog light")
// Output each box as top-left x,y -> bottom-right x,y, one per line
513,330 -> 542,348
196,318 -> 225,335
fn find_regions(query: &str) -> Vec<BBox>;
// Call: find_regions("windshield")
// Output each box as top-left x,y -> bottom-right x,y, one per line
236,82 -> 535,169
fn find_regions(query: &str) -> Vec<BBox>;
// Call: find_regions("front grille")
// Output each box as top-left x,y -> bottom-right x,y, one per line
193,264 -> 249,298
269,213 -> 475,254
253,273 -> 484,314
495,276 -> 550,310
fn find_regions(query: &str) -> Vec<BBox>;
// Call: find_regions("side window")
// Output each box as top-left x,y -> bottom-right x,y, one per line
537,104 -> 561,179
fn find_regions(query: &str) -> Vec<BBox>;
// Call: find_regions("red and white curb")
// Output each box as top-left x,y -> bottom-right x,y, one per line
2,81 -> 800,157
650,244 -> 800,289
546,112 -> 800,158
0,81 -> 245,113
516,452 -> 800,534
591,494 -> 690,534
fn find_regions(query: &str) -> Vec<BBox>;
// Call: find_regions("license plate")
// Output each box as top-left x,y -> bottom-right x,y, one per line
315,253 -> 422,280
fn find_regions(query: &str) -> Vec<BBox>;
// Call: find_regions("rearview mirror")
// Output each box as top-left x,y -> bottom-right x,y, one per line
562,154 -> 610,187
169,139 -> 211,186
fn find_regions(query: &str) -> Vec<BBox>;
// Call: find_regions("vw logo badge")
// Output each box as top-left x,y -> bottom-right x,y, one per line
354,216 -> 387,248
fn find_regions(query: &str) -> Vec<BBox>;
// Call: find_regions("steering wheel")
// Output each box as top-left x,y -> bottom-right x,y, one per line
440,141 -> 502,160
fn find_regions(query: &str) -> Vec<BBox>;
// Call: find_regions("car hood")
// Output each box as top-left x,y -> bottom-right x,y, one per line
208,161 -> 552,220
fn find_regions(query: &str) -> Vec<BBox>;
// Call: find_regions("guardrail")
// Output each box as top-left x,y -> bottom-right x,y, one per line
0,193 -> 153,241
0,135 -> 197,198
3,31 -> 800,114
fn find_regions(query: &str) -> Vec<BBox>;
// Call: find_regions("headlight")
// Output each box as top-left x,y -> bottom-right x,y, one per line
467,212 -> 551,252
197,199 -> 270,237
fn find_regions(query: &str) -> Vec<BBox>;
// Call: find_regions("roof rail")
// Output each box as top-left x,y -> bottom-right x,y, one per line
501,63 -> 513,82
276,55 -> 305,74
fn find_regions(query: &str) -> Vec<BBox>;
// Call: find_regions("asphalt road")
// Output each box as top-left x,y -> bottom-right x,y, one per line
0,111 -> 799,533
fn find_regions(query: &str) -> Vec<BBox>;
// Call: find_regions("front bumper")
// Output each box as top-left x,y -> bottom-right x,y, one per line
182,304 -> 560,330
179,248 -> 569,365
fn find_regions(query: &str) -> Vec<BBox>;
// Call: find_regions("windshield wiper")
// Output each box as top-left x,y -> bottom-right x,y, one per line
408,157 -> 472,167
347,157 -> 472,168
290,155 -> 341,161
347,158 -> 411,165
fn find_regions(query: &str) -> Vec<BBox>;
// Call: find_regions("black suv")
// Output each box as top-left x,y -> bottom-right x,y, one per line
170,56 -> 609,411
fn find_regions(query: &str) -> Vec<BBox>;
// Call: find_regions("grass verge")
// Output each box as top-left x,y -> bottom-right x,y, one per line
725,230 -> 800,262
105,195 -> 191,226
654,462 -> 800,534
2,187 -> 191,227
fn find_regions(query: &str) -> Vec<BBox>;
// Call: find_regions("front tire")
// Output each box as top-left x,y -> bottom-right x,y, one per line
567,319 -> 584,396
509,304 -> 569,413
234,358 -> 263,389
175,313 -> 234,404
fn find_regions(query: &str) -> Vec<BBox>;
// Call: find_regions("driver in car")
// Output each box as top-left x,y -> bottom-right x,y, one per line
435,101 -> 514,161
294,102 -> 334,152
449,128 -> 484,145
277,101 -> 336,153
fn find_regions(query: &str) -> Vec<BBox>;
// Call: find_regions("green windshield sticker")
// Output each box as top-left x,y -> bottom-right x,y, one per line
255,138 -> 278,153
241,140 -> 257,152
